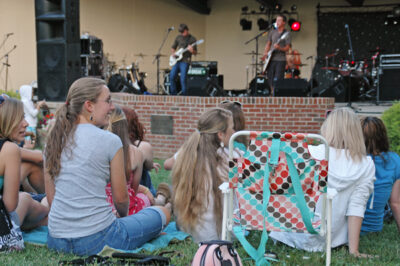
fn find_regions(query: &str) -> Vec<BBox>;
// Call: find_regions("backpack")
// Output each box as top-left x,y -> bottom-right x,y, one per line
192,240 -> 242,266
0,139 -> 25,252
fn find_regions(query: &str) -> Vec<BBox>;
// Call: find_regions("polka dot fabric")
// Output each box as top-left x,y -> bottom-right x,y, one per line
230,132 -> 328,232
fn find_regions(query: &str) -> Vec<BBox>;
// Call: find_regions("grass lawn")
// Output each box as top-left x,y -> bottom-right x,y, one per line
1,159 -> 399,265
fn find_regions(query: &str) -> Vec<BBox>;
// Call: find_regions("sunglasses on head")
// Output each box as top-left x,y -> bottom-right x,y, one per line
0,94 -> 9,105
219,100 -> 242,108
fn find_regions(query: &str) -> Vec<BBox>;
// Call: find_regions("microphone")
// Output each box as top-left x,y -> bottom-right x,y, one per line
167,26 -> 174,31
6,33 -> 13,37
273,22 -> 277,29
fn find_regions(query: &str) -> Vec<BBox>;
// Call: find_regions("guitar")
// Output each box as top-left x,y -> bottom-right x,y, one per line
262,32 -> 289,74
169,39 -> 204,66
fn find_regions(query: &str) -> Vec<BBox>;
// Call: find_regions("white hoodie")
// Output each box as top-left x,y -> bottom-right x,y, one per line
270,145 -> 375,252
19,85 -> 38,127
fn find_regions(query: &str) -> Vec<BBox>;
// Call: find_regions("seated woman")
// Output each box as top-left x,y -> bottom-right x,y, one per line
122,107 -> 159,196
164,100 -> 246,170
172,107 -> 234,242
270,107 -> 375,257
44,77 -> 170,256
0,96 -> 48,236
361,116 -> 400,233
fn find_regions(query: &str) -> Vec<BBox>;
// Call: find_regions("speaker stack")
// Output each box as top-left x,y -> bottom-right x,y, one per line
378,54 -> 400,102
274,79 -> 309,97
35,0 -> 81,101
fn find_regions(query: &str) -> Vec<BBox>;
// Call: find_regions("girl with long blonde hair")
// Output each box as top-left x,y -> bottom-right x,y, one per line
172,107 -> 234,242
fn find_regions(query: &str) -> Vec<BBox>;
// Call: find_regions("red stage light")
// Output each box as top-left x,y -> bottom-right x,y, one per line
291,21 -> 301,31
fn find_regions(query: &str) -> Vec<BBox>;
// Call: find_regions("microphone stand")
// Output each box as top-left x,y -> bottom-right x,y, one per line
345,24 -> 355,108
153,29 -> 173,95
244,29 -> 269,96
0,45 -> 17,92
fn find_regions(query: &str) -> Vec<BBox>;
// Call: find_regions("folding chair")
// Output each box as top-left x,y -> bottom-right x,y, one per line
221,131 -> 332,266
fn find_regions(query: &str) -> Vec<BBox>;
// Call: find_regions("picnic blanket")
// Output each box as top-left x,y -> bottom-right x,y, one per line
22,222 -> 190,252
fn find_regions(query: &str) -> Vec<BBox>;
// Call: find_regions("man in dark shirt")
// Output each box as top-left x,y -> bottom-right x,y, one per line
262,14 -> 291,95
169,23 -> 197,95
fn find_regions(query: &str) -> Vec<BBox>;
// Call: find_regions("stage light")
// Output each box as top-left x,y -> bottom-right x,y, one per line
288,19 -> 301,31
241,6 -> 249,12
257,18 -> 269,30
393,6 -> 400,17
275,3 -> 282,12
291,21 -> 301,31
291,5 -> 297,11
259,5 -> 265,12
240,18 -> 252,30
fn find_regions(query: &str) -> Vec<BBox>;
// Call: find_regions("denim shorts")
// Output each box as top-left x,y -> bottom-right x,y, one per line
47,207 -> 166,256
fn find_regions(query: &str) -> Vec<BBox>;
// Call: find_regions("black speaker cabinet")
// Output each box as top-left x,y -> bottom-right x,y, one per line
274,79 -> 309,97
187,75 -> 223,96
378,68 -> 400,101
35,0 -> 81,101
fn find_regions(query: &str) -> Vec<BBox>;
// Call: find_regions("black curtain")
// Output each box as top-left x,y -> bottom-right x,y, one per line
313,11 -> 400,99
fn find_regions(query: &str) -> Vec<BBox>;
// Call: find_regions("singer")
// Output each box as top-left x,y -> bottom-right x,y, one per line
261,14 -> 292,95
169,23 -> 197,95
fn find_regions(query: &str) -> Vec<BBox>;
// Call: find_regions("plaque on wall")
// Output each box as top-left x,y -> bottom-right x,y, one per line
151,115 -> 173,135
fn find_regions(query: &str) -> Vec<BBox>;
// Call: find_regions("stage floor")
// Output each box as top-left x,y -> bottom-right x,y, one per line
335,101 -> 393,117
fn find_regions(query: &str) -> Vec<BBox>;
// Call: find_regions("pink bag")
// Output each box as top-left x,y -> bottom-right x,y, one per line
191,240 -> 243,266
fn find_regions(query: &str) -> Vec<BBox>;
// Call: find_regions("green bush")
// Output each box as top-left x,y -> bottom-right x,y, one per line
382,102 -> 400,154
0,89 -> 20,99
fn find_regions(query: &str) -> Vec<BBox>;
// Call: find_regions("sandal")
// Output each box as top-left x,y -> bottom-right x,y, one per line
155,182 -> 172,206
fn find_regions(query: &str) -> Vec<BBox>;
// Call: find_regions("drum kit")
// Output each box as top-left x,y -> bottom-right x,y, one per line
244,51 -> 307,96
321,47 -> 384,101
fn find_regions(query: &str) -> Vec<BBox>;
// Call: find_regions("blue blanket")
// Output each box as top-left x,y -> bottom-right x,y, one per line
22,222 -> 190,252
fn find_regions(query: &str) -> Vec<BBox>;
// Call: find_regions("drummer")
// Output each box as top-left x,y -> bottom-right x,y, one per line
285,48 -> 301,79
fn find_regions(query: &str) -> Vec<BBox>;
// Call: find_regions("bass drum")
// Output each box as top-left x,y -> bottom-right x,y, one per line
248,76 -> 271,96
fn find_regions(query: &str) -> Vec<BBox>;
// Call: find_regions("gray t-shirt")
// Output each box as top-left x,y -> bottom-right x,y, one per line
171,34 -> 197,63
48,124 -> 122,238
267,29 -> 291,62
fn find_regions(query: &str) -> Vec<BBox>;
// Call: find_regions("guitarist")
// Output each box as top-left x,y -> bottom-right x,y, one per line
169,23 -> 197,95
261,14 -> 291,95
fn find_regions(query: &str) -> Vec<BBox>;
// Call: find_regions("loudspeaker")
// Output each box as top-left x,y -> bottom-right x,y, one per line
274,79 -> 309,97
35,0 -> 81,101
378,68 -> 400,101
187,75 -> 224,96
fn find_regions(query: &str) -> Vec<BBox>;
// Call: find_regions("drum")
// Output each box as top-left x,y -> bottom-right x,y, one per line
163,71 -> 181,95
338,60 -> 351,76
248,76 -> 271,96
354,60 -> 366,77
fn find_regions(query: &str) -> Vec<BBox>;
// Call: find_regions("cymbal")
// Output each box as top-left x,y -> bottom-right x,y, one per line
153,54 -> 167,57
287,52 -> 303,55
134,53 -> 147,57
249,63 -> 264,66
321,66 -> 338,70
294,63 -> 307,66
244,51 -> 261,55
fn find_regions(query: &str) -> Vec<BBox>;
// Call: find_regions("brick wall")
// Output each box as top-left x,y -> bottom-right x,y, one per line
111,93 -> 335,159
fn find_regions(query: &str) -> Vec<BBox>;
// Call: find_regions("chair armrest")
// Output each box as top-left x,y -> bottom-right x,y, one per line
219,182 -> 230,193
327,188 -> 338,200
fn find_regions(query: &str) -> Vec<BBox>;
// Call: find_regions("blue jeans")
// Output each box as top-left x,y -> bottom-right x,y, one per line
47,207 -> 166,256
169,61 -> 189,95
140,170 -> 156,197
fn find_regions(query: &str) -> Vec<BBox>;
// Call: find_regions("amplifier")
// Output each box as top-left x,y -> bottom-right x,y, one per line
187,66 -> 207,76
380,54 -> 400,68
191,61 -> 218,75
378,67 -> 400,101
